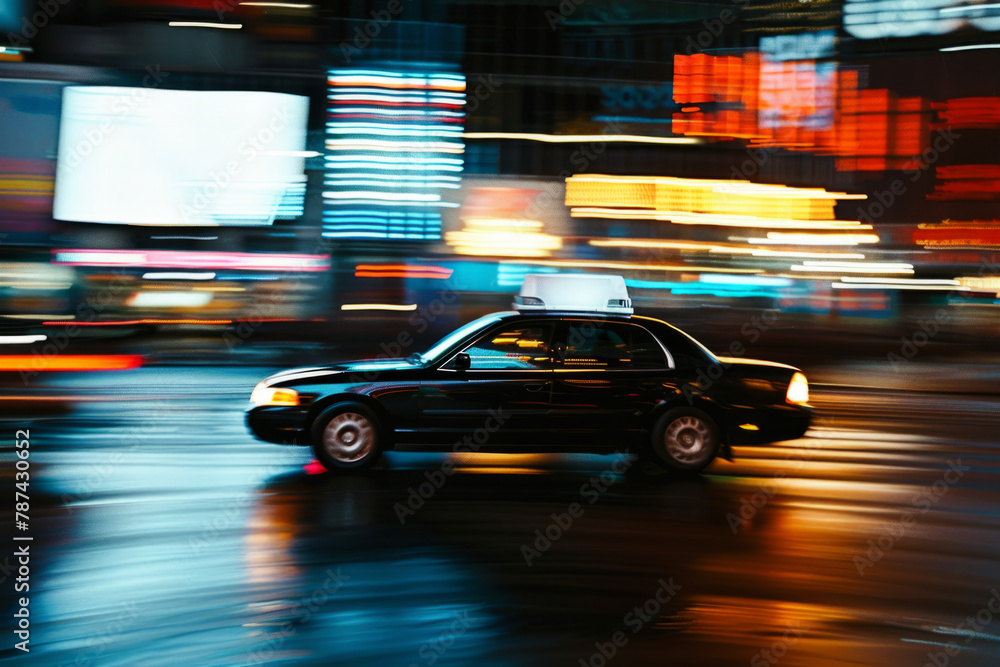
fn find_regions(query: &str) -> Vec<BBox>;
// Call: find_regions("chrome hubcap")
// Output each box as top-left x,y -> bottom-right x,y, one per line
323,412 -> 374,462
664,416 -> 712,464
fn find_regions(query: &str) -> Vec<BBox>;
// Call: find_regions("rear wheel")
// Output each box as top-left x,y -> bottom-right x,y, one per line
650,407 -> 720,473
311,402 -> 383,471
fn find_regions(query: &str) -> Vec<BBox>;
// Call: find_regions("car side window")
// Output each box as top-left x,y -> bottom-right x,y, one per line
451,323 -> 555,370
560,321 -> 668,370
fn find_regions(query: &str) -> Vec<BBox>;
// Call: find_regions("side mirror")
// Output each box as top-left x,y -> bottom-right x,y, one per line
453,352 -> 471,371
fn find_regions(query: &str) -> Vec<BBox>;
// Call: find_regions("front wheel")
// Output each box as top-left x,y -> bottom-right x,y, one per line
650,408 -> 720,473
311,402 -> 383,471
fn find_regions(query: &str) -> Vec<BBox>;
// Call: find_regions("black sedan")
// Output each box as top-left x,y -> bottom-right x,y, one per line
247,310 -> 812,473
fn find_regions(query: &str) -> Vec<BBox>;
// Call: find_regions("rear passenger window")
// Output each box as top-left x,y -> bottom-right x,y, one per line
561,322 -> 668,369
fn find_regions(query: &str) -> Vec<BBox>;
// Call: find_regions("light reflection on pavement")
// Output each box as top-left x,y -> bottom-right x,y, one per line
2,367 -> 1000,666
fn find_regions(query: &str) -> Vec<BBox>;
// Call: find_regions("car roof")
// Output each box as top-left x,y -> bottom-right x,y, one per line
495,310 -> 638,322
491,310 -> 686,340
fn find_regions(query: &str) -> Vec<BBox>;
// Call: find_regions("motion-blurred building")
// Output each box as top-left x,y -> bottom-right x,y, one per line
0,0 -> 999,340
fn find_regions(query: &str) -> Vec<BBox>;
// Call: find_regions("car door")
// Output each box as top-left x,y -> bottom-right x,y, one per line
549,318 -> 676,449
416,320 -> 556,447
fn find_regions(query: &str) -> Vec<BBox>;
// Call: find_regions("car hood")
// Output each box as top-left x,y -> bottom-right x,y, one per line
715,356 -> 799,372
714,356 -> 802,383
263,358 -> 419,385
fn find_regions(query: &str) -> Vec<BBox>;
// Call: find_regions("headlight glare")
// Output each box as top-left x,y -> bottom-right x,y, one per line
250,383 -> 299,407
786,372 -> 809,405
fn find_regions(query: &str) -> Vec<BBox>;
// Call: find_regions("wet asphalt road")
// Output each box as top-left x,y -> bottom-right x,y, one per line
2,367 -> 1000,667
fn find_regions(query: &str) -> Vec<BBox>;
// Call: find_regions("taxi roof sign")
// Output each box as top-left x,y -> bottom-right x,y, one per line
513,274 -> 633,314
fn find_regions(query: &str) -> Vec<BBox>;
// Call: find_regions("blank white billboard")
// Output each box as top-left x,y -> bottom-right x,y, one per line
53,87 -> 309,226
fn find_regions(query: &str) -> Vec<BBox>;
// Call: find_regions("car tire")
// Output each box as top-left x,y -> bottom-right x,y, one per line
650,407 -> 721,473
311,402 -> 384,471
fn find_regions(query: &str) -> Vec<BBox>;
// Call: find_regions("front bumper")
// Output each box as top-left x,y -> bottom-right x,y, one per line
246,407 -> 309,445
727,404 -> 813,446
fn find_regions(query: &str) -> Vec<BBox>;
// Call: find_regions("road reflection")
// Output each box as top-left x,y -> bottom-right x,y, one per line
3,368 -> 1000,665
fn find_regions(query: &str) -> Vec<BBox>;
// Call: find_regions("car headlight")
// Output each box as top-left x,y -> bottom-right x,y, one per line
786,372 -> 809,405
250,383 -> 299,407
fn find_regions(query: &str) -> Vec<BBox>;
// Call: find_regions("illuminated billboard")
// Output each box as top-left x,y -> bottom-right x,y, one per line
759,31 -> 836,62
759,60 -> 837,130
0,78 -> 61,232
53,87 -> 309,226
844,0 -> 1000,39
323,68 -> 466,241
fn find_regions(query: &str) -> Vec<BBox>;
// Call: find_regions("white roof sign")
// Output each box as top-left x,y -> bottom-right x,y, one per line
513,274 -> 633,314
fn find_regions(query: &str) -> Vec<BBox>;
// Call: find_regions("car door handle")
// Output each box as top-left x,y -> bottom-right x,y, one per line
524,382 -> 551,392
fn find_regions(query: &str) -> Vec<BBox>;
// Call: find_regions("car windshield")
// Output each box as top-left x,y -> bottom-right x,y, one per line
416,312 -> 511,364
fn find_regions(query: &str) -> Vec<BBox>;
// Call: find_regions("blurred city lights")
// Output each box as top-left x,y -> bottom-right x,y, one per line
957,276 -> 1000,292
167,21 -> 242,29
323,68 -> 466,240
53,249 -> 330,271
932,97 -> 1000,127
565,175 -> 870,231
0,354 -> 143,371
125,291 -> 215,308
500,259 -> 762,274
354,264 -> 453,279
0,335 -> 47,344
340,304 -> 418,311
940,43 -> 1000,50
445,218 -> 562,257
589,238 -> 867,260
831,281 -> 969,290
928,164 -> 1000,199
914,222 -> 1000,247
142,272 -> 217,280
842,0 -> 1000,38
790,261 -> 915,274
42,319 -> 234,325
749,232 -> 881,245
838,277 -> 960,285
238,1 -> 313,6
462,132 -> 701,145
